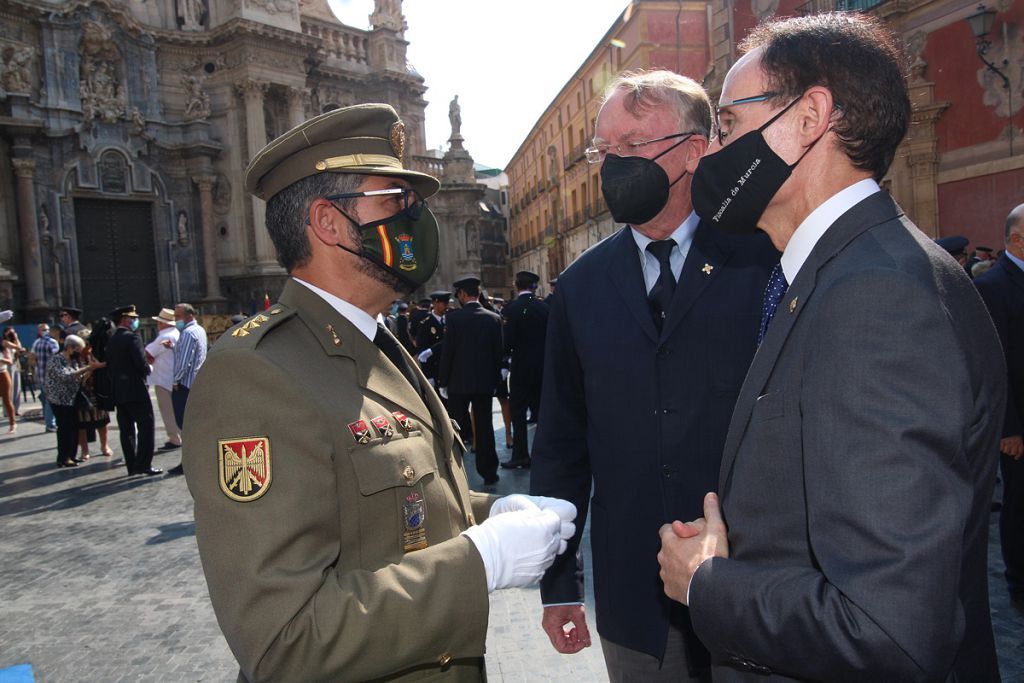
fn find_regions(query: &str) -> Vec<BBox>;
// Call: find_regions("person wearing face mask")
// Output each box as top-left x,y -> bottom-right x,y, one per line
529,70 -> 776,682
144,308 -> 182,451
181,103 -> 576,683
164,302 -> 207,476
656,14 -> 1005,682
44,334 -> 104,468
105,304 -> 161,476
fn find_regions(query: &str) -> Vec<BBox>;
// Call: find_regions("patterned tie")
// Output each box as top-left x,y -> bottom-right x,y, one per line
374,324 -> 421,395
758,263 -> 789,344
646,239 -> 677,332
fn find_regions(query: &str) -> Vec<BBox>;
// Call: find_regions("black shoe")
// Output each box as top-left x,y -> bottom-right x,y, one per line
159,442 -> 182,451
167,464 -> 184,476
139,468 -> 164,476
482,474 -> 500,485
57,460 -> 78,468
500,458 -> 531,469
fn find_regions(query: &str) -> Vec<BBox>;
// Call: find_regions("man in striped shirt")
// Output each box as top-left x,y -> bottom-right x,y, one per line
167,302 -> 207,476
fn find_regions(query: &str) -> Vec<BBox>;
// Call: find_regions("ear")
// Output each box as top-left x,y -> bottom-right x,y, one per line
685,135 -> 709,174
308,198 -> 346,247
798,87 -> 834,144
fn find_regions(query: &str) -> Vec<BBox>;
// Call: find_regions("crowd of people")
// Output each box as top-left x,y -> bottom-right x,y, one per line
10,304 -> 207,474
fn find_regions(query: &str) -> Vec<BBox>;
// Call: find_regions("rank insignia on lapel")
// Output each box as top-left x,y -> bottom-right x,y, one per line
371,415 -> 394,438
394,233 -> 418,271
403,492 -> 428,552
391,411 -> 415,431
218,437 -> 272,502
348,419 -> 372,444
702,263 -> 714,275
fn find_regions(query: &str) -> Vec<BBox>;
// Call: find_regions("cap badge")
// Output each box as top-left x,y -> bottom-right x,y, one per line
390,120 -> 406,159
219,437 -> 272,502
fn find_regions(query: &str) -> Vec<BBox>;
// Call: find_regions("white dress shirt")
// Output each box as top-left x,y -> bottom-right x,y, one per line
293,277 -> 378,341
631,211 -> 700,293
145,326 -> 180,391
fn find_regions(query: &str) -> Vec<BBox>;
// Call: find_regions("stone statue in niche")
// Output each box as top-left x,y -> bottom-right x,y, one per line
99,151 -> 127,193
2,46 -> 35,93
39,205 -> 51,245
179,0 -> 207,30
449,95 -> 461,136
182,73 -> 211,121
79,21 -> 127,125
465,221 -> 479,257
177,211 -> 190,245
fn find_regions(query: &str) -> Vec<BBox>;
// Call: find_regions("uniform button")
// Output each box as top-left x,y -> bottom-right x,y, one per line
402,465 -> 415,484
662,465 -> 674,479
657,346 -> 670,357
467,513 -> 475,525
438,652 -> 452,667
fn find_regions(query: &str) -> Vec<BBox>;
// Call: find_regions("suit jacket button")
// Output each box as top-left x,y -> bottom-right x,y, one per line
402,465 -> 415,484
657,346 -> 670,357
438,652 -> 452,667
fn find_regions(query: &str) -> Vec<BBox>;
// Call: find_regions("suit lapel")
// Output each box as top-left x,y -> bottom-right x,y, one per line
998,256 -> 1024,295
279,280 -> 438,438
660,221 -> 732,340
718,192 -> 904,489
607,227 -> 660,343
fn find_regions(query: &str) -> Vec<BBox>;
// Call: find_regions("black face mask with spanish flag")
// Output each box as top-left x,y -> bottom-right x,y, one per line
334,197 -> 440,291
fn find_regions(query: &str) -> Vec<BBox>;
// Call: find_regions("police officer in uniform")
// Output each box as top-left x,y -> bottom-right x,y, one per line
501,271 -> 549,468
182,103 -> 575,683
439,276 -> 504,485
409,297 -> 431,340
415,291 -> 448,387
105,305 -> 161,476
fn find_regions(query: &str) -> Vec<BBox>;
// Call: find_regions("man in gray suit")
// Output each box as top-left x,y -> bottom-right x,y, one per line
657,13 -> 1005,682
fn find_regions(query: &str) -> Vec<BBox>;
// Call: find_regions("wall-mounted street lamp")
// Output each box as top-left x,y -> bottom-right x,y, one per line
966,4 -> 1011,90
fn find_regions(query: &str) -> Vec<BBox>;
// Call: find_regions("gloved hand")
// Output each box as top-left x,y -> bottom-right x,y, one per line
490,494 -> 577,554
439,386 -> 448,399
462,507 -> 563,592
418,348 -> 433,363
501,368 -> 510,381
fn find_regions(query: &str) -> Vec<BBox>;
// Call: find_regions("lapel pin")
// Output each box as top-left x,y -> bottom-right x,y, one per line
789,297 -> 798,314
325,324 -> 341,346
702,263 -> 714,275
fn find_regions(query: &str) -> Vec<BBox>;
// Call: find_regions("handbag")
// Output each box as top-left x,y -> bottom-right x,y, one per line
74,387 -> 95,412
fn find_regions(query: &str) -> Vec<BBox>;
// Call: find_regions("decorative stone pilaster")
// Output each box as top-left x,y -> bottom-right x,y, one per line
236,79 -> 276,263
285,86 -> 306,129
193,173 -> 226,303
11,158 -> 48,312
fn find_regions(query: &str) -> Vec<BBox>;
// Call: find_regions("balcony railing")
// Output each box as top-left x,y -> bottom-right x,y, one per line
795,0 -> 888,15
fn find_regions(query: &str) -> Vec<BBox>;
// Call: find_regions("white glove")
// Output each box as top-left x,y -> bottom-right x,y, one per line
490,494 -> 577,554
418,348 -> 433,363
439,386 -> 448,399
462,507 -> 563,592
501,368 -> 510,381
0,310 -> 12,324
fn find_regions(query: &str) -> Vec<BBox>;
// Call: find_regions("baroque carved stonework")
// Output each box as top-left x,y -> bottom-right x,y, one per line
2,45 -> 35,93
246,0 -> 296,14
182,72 -> 211,121
79,21 -> 127,125
977,25 -> 1024,118
751,0 -> 780,20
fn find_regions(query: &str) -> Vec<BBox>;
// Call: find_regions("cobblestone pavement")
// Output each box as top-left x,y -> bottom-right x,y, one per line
1,393 -> 1022,682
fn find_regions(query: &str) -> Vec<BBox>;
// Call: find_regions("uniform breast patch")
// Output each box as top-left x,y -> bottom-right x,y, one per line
403,492 -> 427,552
219,437 -> 272,502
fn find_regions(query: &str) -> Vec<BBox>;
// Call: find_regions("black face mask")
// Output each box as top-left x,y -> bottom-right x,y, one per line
693,96 -> 816,234
600,135 -> 692,226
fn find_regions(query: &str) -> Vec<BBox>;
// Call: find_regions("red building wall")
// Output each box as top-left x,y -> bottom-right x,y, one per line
937,167 -> 1024,248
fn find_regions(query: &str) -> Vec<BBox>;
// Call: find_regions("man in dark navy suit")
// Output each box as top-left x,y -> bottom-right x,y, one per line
501,270 -> 549,469
975,202 -> 1024,611
529,70 -> 775,681
439,276 -> 504,485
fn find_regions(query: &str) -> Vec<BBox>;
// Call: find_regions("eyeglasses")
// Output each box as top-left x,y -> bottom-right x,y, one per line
714,92 -> 780,142
584,132 -> 698,164
324,187 -> 425,220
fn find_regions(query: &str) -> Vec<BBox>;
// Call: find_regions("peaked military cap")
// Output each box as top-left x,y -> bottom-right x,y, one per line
429,291 -> 452,302
453,275 -> 481,290
935,236 -> 968,256
60,306 -> 82,318
418,298 -> 432,307
516,271 -> 540,285
111,304 -> 139,319
244,103 -> 441,202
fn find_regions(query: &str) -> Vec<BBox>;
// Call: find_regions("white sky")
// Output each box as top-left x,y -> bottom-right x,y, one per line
326,0 -> 631,170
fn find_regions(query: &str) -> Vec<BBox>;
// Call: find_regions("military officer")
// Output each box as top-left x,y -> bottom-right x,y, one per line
182,103 -> 576,683
409,297 -> 431,340
415,290 -> 448,386
439,275 -> 504,486
501,271 -> 550,468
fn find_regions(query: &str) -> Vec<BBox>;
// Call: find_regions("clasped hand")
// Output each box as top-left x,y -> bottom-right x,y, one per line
657,492 -> 729,606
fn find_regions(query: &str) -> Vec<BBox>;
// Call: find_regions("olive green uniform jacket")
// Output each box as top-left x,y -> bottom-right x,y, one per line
183,280 -> 496,682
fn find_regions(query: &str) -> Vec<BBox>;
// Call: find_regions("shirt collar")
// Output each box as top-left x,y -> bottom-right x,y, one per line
292,277 -> 378,341
1006,251 -> 1024,272
630,210 -> 700,254
780,179 -> 880,284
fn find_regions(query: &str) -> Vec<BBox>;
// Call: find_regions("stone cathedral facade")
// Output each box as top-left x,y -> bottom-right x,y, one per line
0,0 -> 506,321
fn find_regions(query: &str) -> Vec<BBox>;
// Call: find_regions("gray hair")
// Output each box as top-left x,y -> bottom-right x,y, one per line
1005,204 -> 1024,244
176,303 -> 196,317
64,334 -> 86,351
265,172 -> 364,272
603,70 -> 713,138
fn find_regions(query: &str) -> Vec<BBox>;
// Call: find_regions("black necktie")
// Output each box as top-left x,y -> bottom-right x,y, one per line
647,239 -> 677,332
758,263 -> 789,344
374,324 -> 421,395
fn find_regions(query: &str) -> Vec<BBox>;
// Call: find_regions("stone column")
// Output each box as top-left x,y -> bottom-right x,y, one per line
193,173 -> 226,303
286,86 -> 306,129
237,80 -> 276,263
12,158 -> 49,312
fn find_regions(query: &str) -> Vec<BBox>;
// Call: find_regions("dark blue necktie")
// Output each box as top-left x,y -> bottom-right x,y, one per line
758,263 -> 789,344
646,239 -> 676,332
